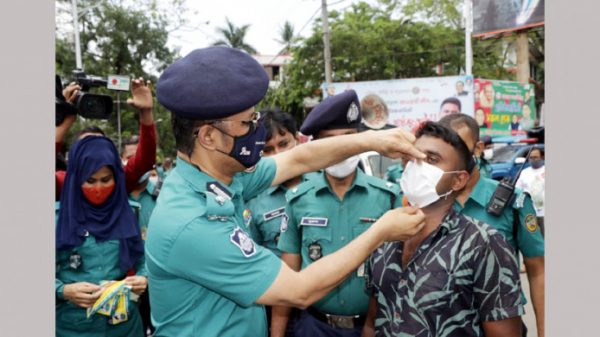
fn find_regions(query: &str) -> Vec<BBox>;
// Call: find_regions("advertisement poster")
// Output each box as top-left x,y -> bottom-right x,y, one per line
323,76 -> 475,132
472,0 -> 544,37
474,78 -> 536,137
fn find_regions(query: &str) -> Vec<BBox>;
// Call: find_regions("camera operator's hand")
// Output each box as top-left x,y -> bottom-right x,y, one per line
127,77 -> 154,126
127,77 -> 153,111
62,82 -> 81,104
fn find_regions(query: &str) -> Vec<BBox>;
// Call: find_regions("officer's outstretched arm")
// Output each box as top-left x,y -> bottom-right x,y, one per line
256,207 -> 425,308
271,128 -> 425,186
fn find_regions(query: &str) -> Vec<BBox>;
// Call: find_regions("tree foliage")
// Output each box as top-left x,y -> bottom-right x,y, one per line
212,17 -> 257,54
275,21 -> 299,54
262,0 -> 541,120
55,0 -> 184,158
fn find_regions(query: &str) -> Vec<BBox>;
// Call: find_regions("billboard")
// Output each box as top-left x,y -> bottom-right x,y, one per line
474,78 -> 536,137
472,0 -> 544,37
322,76 -> 475,132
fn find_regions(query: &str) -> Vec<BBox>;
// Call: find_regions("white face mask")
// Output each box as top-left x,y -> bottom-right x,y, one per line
325,155 -> 360,179
149,176 -> 159,185
483,148 -> 494,161
399,161 -> 459,208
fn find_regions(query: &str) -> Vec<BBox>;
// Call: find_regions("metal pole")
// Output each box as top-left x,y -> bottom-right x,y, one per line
117,92 -> 122,151
464,0 -> 473,75
321,0 -> 333,89
71,0 -> 83,70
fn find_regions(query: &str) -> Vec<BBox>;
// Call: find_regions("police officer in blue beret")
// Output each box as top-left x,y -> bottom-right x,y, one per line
145,46 -> 428,337
275,90 -> 403,337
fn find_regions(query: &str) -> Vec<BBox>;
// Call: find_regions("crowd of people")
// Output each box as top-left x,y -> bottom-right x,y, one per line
54,46 -> 545,337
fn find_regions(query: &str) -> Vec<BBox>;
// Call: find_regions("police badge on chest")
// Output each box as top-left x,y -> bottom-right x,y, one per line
68,251 -> 83,270
308,242 -> 323,261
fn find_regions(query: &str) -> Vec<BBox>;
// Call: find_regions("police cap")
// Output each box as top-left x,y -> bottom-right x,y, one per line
300,90 -> 362,136
156,47 -> 269,120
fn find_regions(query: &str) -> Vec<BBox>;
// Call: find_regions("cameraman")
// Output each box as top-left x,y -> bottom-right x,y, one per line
55,78 -> 157,197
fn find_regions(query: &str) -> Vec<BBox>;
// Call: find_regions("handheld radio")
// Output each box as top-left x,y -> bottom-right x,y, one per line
485,147 -> 533,216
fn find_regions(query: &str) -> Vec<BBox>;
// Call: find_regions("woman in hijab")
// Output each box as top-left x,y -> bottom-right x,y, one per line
55,136 -> 146,337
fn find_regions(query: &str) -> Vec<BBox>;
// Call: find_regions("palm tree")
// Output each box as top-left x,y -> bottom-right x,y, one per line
212,17 -> 257,54
275,21 -> 298,54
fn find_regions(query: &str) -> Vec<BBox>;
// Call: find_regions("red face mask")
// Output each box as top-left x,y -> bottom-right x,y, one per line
82,183 -> 115,206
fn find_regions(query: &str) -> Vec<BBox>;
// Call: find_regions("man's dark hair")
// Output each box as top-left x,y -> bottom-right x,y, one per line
440,97 -> 462,112
121,135 -> 140,155
261,108 -> 297,142
77,125 -> 105,138
438,113 -> 480,144
416,121 -> 473,172
531,147 -> 545,158
171,112 -> 203,158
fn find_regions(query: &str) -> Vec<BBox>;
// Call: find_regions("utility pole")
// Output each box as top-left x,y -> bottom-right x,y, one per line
71,0 -> 83,70
464,0 -> 473,75
516,32 -> 530,84
321,0 -> 333,91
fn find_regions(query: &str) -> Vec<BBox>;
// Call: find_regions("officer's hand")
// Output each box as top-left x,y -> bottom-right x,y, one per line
375,206 -> 426,242
369,128 -> 426,161
62,82 -> 81,104
62,282 -> 103,308
127,77 -> 153,111
124,275 -> 148,295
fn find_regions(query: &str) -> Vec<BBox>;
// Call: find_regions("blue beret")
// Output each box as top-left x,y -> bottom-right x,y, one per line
300,90 -> 362,136
156,47 -> 269,120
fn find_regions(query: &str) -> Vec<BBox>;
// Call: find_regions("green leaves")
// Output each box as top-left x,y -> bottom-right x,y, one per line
212,17 -> 257,54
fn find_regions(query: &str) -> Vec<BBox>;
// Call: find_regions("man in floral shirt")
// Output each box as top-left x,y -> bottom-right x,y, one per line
362,122 -> 524,337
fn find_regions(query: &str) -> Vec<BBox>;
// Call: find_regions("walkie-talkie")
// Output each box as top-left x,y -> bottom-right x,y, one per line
486,146 -> 533,216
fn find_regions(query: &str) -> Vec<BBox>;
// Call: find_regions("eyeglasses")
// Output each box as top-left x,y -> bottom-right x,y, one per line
210,111 -> 261,129
194,111 -> 262,137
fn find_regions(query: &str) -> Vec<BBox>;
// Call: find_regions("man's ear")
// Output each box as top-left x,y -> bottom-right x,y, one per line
452,171 -> 470,191
196,124 -> 217,150
473,140 -> 485,157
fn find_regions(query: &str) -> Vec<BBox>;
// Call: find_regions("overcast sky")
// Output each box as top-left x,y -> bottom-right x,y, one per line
169,0 -> 372,56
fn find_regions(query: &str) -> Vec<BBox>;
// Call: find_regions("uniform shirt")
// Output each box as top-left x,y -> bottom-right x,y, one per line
145,157 -> 282,337
245,174 -> 317,257
515,166 -> 545,216
384,164 -> 403,185
453,176 -> 544,304
55,202 -> 147,337
366,209 -> 524,337
278,169 -> 400,316
129,181 -> 157,241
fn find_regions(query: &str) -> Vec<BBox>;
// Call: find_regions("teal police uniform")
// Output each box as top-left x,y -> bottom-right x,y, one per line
384,163 -> 403,185
278,169 -> 401,316
55,201 -> 146,337
453,176 -> 544,304
129,181 -> 157,241
245,173 -> 318,256
145,157 -> 282,337
477,158 -> 493,179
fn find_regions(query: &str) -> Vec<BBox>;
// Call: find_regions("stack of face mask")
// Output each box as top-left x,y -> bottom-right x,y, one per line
86,280 -> 132,325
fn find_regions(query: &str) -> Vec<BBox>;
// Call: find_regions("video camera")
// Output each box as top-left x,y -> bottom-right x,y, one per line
55,70 -> 114,125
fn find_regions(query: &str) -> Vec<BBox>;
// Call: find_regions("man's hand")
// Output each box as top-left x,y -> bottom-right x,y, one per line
373,206 -> 426,242
127,78 -> 153,111
124,275 -> 148,295
62,282 -> 102,308
62,82 -> 81,104
366,128 -> 426,161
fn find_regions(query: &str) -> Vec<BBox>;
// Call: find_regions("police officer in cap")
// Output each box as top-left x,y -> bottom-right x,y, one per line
145,46 -> 428,337
275,90 -> 401,337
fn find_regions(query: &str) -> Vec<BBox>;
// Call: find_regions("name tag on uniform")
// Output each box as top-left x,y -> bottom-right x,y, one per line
300,217 -> 328,227
263,207 -> 286,221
